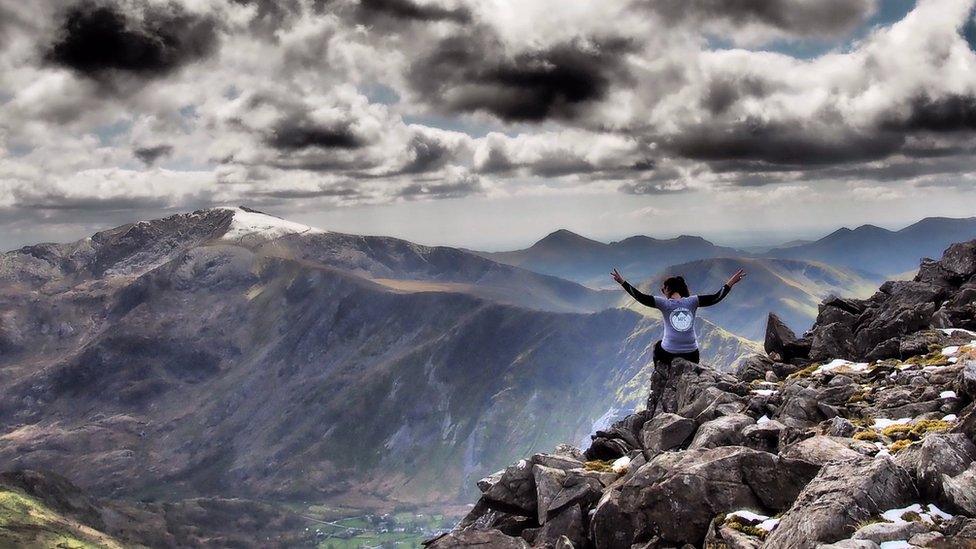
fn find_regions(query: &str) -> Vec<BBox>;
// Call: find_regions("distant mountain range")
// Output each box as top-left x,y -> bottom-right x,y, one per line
476,230 -> 740,288
478,217 -> 976,286
0,207 -> 755,512
764,216 -> 976,277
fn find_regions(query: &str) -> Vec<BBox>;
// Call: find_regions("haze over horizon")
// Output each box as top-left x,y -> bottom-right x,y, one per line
3,0 -> 976,250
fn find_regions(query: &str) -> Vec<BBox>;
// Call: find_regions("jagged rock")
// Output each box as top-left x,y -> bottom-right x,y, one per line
742,419 -> 788,453
851,520 -> 929,543
533,453 -> 584,471
424,528 -> 531,548
898,330 -> 949,358
825,417 -> 856,438
532,465 -> 603,525
777,386 -> 836,428
588,487 -> 633,549
908,531 -> 944,546
454,499 -> 536,537
960,359 -> 976,401
779,436 -> 863,465
810,321 -> 858,361
478,460 -> 538,516
939,517 -> 976,547
687,414 -> 754,449
735,354 -> 777,383
639,413 -> 695,454
522,504 -> 585,549
764,457 -> 918,549
582,436 -> 630,461
943,462 -> 976,515
765,312 -> 811,362
915,433 -> 976,504
591,446 -> 818,547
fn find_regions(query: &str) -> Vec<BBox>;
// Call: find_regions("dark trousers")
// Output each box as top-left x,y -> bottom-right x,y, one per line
647,341 -> 700,415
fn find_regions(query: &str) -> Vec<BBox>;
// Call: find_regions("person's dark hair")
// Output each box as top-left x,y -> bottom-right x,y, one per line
662,276 -> 690,298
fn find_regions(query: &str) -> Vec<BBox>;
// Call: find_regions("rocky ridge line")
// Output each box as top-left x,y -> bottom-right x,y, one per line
427,240 -> 976,549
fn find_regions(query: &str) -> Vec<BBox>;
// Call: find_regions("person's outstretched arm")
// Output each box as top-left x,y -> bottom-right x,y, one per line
611,268 -> 658,308
698,269 -> 746,307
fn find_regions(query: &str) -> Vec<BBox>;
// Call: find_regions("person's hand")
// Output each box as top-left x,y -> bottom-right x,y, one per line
610,268 -> 625,285
726,269 -> 746,287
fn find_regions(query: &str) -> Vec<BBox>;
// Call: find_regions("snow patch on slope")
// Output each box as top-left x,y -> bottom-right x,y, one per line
218,207 -> 324,245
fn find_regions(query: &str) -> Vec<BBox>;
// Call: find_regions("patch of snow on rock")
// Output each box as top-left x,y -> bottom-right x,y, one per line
940,390 -> 957,399
941,346 -> 960,356
611,456 -> 631,474
751,389 -> 776,396
219,207 -> 323,245
873,417 -> 912,429
815,359 -> 870,375
943,414 -> 958,421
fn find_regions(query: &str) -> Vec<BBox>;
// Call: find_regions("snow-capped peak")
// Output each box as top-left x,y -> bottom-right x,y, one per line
217,206 -> 324,245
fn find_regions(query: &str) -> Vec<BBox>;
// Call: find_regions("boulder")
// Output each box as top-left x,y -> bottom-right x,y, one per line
764,457 -> 918,549
915,433 -> 976,504
742,419 -> 788,453
478,460 -> 537,516
425,528 -> 531,548
522,504 -> 584,549
453,499 -> 535,537
960,359 -> 976,402
826,417 -> 856,438
943,462 -> 976,515
687,414 -> 754,449
764,312 -> 811,362
779,436 -> 863,466
532,465 -> 603,525
588,487 -> 634,549
591,446 -> 818,547
851,520 -> 929,544
639,413 -> 695,454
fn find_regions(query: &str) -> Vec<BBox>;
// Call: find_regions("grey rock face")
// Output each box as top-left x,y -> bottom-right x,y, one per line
592,446 -> 817,547
915,433 -> 976,504
764,458 -> 918,549
943,462 -> 976,515
687,414 -> 754,449
639,413 -> 695,454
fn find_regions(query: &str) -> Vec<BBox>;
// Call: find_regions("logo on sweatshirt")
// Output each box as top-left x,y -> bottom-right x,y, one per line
670,308 -> 694,332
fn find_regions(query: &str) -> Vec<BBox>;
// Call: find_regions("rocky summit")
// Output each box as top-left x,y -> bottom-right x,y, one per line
429,240 -> 976,549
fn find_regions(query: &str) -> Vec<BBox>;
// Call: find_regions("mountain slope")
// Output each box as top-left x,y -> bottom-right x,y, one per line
766,216 -> 976,276
0,208 -> 756,509
624,257 -> 882,340
478,230 -> 743,288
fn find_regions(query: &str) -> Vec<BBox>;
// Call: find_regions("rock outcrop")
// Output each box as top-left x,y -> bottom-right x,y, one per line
430,240 -> 976,548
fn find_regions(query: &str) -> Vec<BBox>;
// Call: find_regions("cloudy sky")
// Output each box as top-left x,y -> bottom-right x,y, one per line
2,0 -> 976,251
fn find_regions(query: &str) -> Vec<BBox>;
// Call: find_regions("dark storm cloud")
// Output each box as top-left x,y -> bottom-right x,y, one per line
642,0 -> 874,38
886,94 -> 976,132
409,31 -> 635,122
133,144 -> 173,165
357,0 -> 472,23
397,133 -> 452,174
264,119 -> 364,151
701,75 -> 773,115
666,119 -> 905,167
45,1 -> 218,79
230,0 -> 302,37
